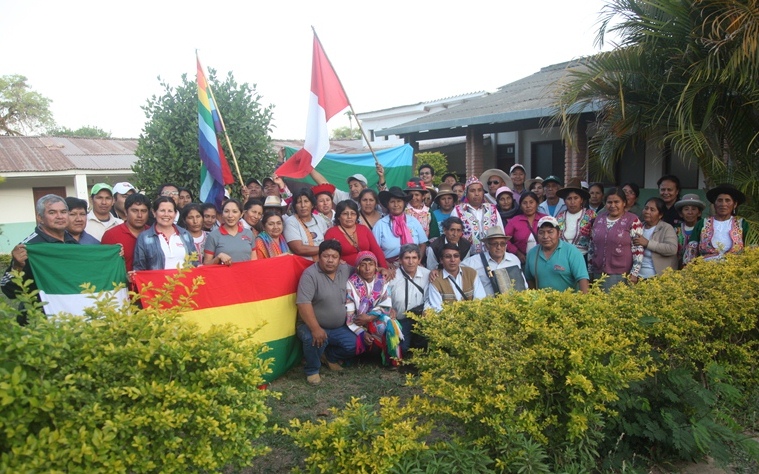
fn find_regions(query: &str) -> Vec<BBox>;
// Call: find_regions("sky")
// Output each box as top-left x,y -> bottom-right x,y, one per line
1,0 -> 615,140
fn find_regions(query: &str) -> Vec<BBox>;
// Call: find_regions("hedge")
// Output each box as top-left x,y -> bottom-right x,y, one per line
0,271 -> 274,473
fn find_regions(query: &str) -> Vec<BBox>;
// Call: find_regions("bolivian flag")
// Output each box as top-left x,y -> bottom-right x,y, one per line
26,243 -> 129,317
133,255 -> 313,382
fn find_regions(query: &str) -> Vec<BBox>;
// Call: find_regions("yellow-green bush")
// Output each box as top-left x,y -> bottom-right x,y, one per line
282,397 -> 432,474
409,286 -> 653,469
278,249 -> 759,472
0,274 -> 274,473
612,249 -> 759,387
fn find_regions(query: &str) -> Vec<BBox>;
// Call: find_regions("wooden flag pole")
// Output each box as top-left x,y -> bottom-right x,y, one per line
197,52 -> 244,186
312,27 -> 381,166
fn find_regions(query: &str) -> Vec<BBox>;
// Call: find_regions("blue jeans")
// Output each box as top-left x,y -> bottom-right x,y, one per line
296,323 -> 357,376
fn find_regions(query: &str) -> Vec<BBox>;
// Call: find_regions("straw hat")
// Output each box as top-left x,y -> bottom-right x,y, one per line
479,169 -> 514,190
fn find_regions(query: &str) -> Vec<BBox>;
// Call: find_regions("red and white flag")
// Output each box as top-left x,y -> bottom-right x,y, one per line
277,33 -> 350,178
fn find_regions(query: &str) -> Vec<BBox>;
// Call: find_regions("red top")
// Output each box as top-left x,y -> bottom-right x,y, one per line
324,224 -> 388,268
101,222 -> 148,272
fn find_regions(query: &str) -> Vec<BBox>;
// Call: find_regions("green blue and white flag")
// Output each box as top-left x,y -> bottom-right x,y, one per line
283,143 -> 414,190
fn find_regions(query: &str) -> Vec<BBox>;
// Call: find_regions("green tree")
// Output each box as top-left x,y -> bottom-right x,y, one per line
0,75 -> 54,136
415,151 -> 449,186
555,0 -> 759,225
46,125 -> 111,138
134,69 -> 276,199
331,125 -> 361,140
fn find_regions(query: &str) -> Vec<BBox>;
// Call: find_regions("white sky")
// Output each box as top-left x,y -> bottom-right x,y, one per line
1,0 -> 613,140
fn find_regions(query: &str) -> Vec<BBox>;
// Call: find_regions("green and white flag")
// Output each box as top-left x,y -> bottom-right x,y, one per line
26,243 -> 129,317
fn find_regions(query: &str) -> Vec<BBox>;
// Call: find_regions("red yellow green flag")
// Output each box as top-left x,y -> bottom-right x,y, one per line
133,256 -> 312,382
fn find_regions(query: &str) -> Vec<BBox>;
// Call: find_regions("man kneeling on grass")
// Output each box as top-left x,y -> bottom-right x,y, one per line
295,239 -> 356,385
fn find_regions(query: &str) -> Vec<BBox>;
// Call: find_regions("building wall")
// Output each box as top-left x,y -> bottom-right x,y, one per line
493,127 -> 562,178
0,173 -> 133,253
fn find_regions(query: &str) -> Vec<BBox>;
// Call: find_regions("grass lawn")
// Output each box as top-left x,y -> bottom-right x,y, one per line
238,355 -> 414,474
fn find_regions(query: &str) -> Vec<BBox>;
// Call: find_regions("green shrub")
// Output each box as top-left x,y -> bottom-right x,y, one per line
0,253 -> 10,270
0,272 -> 274,472
283,397 -> 431,473
603,363 -> 758,468
390,439 -> 495,473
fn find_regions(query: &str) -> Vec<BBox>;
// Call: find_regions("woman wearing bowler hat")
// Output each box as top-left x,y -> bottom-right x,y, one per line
673,193 -> 705,266
372,186 -> 428,264
404,178 -> 432,238
683,183 -> 750,264
556,178 -> 596,258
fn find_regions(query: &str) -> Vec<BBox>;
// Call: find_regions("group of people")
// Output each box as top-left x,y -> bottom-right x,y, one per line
2,164 -> 751,384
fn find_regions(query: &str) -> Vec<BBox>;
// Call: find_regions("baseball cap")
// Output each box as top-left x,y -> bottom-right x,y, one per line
347,173 -> 368,186
112,182 -> 137,195
509,163 -> 526,174
542,175 -> 562,186
90,183 -> 113,196
538,216 -> 560,229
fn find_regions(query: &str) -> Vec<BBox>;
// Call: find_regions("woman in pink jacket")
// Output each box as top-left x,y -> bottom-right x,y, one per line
505,192 -> 547,264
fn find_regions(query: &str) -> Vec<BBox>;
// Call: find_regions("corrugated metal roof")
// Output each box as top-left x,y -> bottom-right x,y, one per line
378,59 -> 592,136
0,136 -> 139,173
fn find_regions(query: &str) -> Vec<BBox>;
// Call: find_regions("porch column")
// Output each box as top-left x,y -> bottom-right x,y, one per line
564,120 -> 588,180
74,174 -> 89,200
465,129 -> 485,178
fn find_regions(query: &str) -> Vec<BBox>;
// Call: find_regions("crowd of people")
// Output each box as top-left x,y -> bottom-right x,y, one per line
1,163 -> 751,384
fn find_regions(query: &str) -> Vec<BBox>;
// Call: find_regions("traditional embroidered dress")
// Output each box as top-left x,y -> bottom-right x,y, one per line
405,204 -> 431,237
254,232 -> 291,259
557,208 -> 596,255
451,203 -> 502,256
345,273 -> 403,366
675,220 -> 699,268
683,216 -> 747,264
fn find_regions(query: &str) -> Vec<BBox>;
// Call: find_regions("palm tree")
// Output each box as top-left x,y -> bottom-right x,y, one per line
555,0 -> 759,230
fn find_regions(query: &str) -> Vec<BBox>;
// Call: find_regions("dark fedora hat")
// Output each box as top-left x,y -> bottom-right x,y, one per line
706,183 -> 746,205
556,177 -> 589,200
404,177 -> 429,194
379,186 -> 411,209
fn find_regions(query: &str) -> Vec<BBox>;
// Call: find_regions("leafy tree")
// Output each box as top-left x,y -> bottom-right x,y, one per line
46,125 -> 111,138
0,75 -> 54,136
331,125 -> 361,140
555,0 -> 759,225
134,69 -> 276,200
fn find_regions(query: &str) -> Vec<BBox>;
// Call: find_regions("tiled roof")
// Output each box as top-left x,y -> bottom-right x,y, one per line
378,59 -> 591,136
0,136 -> 138,173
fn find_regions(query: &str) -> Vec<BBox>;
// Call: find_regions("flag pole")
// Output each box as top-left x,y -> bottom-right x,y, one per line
197,51 -> 245,186
312,27 -> 380,166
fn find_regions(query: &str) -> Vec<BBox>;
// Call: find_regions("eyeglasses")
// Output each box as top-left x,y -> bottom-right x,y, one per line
419,171 -> 432,176
487,241 -> 507,248
161,191 -> 179,196
487,181 -> 501,186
